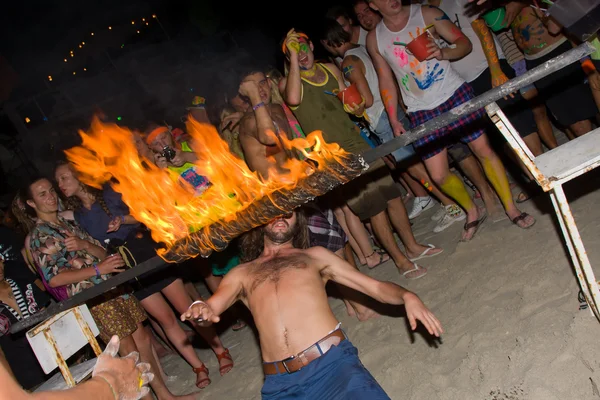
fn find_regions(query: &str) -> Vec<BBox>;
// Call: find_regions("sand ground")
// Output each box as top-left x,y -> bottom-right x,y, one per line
161,167 -> 600,400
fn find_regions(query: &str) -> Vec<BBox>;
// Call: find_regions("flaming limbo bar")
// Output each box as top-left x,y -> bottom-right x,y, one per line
10,42 -> 594,334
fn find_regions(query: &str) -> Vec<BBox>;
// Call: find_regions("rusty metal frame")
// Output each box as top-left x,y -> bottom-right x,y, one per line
42,329 -> 76,387
32,306 -> 102,387
485,103 -> 600,320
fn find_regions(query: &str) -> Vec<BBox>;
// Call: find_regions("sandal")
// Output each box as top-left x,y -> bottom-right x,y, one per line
511,212 -> 536,229
459,209 -> 487,242
217,348 -> 234,376
365,251 -> 390,269
193,364 -> 211,389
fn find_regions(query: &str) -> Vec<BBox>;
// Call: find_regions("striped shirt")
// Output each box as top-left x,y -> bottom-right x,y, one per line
495,30 -> 524,66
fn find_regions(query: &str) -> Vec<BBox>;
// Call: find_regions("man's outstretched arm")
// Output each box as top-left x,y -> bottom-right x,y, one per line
314,247 -> 443,336
181,267 -> 245,324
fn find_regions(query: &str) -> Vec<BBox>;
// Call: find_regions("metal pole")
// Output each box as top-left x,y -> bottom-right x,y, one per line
10,41 -> 595,333
10,256 -> 167,333
361,41 -> 595,164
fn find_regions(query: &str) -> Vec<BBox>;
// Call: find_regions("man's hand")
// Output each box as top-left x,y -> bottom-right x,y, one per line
491,71 -> 515,99
180,301 -> 220,324
93,336 -> 154,400
239,80 -> 261,103
425,38 -> 444,61
220,112 -> 244,132
503,1 -> 526,27
107,217 -> 122,233
391,118 -> 407,137
64,231 -> 89,252
402,292 -> 443,337
169,148 -> 191,168
153,153 -> 168,169
342,97 -> 366,117
97,255 -> 126,275
285,29 -> 301,60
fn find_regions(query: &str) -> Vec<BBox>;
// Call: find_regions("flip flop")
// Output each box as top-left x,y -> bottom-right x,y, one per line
511,212 -> 536,229
232,319 -> 247,332
365,251 -> 390,269
408,244 -> 444,262
402,263 -> 428,280
459,209 -> 487,242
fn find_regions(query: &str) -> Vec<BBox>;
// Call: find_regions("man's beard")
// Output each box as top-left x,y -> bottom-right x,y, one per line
264,221 -> 299,244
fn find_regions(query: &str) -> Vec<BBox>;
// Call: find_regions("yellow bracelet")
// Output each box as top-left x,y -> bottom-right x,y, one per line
95,375 -> 118,400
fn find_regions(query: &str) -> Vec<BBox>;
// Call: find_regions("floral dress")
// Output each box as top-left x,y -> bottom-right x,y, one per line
28,218 -> 146,342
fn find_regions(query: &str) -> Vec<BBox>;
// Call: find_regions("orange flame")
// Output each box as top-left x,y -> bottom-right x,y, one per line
65,117 -> 352,259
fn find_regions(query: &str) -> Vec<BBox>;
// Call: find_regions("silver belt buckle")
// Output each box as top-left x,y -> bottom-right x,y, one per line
281,355 -> 296,374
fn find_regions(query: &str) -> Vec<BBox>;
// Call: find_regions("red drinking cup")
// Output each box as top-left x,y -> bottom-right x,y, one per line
406,31 -> 432,62
336,83 -> 362,106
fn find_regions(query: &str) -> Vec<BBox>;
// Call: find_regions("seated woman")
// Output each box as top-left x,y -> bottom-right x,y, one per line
0,225 -> 51,390
55,162 -> 233,388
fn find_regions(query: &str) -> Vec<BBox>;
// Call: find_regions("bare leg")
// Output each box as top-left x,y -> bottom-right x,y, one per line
131,323 -> 196,400
522,88 -> 558,149
147,320 -> 173,357
183,281 -> 202,302
456,155 -> 498,216
140,293 -> 208,387
342,205 -> 385,268
369,211 -> 426,278
399,171 -> 429,198
333,206 -> 366,264
569,119 -> 592,137
386,197 -> 443,258
161,279 -> 232,375
406,161 -> 456,206
467,135 -> 535,228
424,150 -> 481,241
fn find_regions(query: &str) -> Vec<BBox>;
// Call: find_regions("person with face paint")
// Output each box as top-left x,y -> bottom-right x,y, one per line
181,210 -> 443,400
367,0 -> 536,240
319,19 -> 468,232
280,30 -> 443,280
237,68 -> 293,180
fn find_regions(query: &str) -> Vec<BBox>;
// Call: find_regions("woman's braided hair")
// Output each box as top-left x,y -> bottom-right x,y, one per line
57,161 -> 113,218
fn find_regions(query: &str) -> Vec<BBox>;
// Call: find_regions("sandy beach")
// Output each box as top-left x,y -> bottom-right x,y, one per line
161,167 -> 600,400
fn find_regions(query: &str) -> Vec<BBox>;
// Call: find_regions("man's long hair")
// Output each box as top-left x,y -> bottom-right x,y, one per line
239,209 -> 310,263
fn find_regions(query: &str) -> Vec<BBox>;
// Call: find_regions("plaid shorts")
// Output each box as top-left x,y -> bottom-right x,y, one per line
409,83 -> 485,160
305,203 -> 347,253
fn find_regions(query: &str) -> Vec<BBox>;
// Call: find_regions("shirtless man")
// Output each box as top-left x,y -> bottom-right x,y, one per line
238,69 -> 291,180
181,210 -> 443,399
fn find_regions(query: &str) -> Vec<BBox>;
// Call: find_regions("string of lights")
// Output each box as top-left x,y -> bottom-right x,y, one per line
28,14 -> 164,125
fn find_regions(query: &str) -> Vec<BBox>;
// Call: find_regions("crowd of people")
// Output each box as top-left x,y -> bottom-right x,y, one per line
1,0 -> 599,399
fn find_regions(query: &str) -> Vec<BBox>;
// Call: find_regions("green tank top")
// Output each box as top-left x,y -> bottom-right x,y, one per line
291,64 -> 369,154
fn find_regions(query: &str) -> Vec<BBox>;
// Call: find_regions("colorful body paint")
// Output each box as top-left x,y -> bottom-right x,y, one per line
381,89 -> 396,117
481,157 -> 513,208
420,178 -> 433,192
401,74 -> 411,92
343,65 -> 354,77
393,46 -> 409,67
472,19 -> 502,75
410,63 -> 444,90
440,173 -> 475,211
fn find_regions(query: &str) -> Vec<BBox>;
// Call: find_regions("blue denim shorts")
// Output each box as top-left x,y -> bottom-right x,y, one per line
373,108 -> 416,163
261,339 -> 390,400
